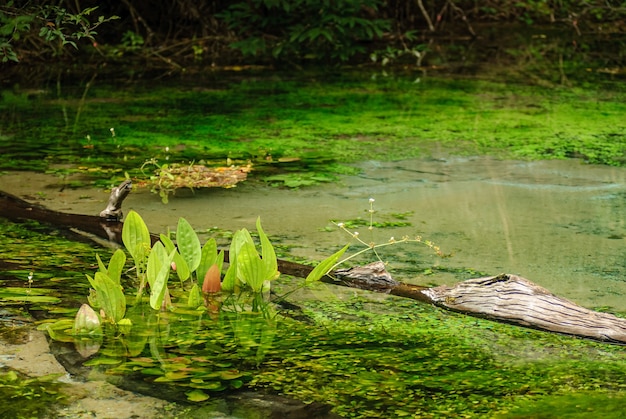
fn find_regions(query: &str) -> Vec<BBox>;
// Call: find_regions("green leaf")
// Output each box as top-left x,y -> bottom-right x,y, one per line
186,389 -> 210,402
107,249 -> 126,286
256,217 -> 278,280
222,258 -> 237,292
122,210 -> 151,265
90,271 -> 126,323
160,234 -> 190,282
187,283 -> 202,308
96,253 -> 107,274
83,357 -> 122,366
237,240 -> 267,293
305,244 -> 350,285
222,229 -> 249,292
147,244 -> 176,310
176,218 -> 201,273
146,242 -> 167,289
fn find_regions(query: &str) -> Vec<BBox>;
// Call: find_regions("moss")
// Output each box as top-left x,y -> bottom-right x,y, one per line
1,74 -> 624,186
249,296 -> 626,418
0,370 -> 66,419
5,218 -> 626,418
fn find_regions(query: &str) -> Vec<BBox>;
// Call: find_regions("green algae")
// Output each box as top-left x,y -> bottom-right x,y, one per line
0,370 -> 67,419
4,217 -> 626,418
0,218 -> 107,304
3,72 -> 626,417
252,295 -> 626,418
1,74 -> 624,187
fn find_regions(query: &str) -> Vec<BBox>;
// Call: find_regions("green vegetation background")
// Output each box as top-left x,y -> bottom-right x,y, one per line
1,74 -> 624,188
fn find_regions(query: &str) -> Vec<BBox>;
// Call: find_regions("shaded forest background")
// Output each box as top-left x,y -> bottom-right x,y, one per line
1,0 -> 625,82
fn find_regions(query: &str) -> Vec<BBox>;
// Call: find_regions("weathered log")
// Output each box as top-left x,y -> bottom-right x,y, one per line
332,263 -> 626,344
3,187 -> 626,344
99,179 -> 133,221
421,273 -> 626,344
0,180 -> 160,244
0,188 -> 126,243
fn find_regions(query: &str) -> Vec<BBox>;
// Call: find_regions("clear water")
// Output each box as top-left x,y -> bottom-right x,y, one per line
3,155 -> 626,312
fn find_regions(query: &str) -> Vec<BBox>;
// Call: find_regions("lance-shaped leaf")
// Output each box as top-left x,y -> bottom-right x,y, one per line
187,283 -> 202,308
96,253 -> 107,274
107,249 -> 126,286
122,210 -> 151,265
222,229 -> 253,291
86,271 -> 126,323
176,217 -> 201,273
160,234 -> 190,282
237,240 -> 270,293
256,217 -> 278,280
305,244 -> 350,285
146,242 -> 176,310
222,255 -> 238,292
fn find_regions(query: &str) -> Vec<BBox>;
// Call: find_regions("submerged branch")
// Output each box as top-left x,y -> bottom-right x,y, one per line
2,187 -> 626,344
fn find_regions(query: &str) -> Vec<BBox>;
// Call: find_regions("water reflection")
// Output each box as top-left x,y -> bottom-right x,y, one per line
3,156 -> 626,311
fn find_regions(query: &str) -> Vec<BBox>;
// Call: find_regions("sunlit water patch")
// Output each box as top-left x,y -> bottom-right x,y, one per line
4,156 -> 626,311
5,156 -> 626,417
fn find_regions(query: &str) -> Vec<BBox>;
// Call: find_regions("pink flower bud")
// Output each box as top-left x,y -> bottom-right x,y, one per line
202,264 -> 221,293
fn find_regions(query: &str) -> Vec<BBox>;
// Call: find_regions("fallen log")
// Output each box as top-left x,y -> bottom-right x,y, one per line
422,273 -> 626,343
2,184 -> 626,344
0,188 -> 126,243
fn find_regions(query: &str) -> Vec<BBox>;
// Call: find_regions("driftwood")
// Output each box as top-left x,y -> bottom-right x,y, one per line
420,273 -> 626,344
0,189 -> 127,243
2,182 -> 626,344
99,179 -> 133,221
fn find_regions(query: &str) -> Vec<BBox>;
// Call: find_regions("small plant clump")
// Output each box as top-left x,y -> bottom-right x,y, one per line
0,370 -> 66,418
137,159 -> 252,203
330,198 -> 444,271
37,199 -> 448,406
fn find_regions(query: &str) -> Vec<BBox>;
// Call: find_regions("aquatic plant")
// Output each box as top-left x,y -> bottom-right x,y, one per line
0,370 -> 66,418
329,198 -> 444,273
55,209 -> 344,339
138,159 -> 251,203
33,209 -> 352,402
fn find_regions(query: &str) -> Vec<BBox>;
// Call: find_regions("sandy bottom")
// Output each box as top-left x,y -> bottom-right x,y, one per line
1,328 -> 179,419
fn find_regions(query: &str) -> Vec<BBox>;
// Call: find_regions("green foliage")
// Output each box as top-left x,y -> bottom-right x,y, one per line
0,370 -> 65,418
0,3 -> 118,62
10,210 -> 626,417
160,233 -> 191,283
96,249 -> 126,285
176,217 -> 202,273
218,0 -> 390,63
146,241 -> 175,310
305,243 -> 349,284
86,271 -> 125,323
2,75 -> 625,189
223,217 -> 279,294
122,210 -> 151,270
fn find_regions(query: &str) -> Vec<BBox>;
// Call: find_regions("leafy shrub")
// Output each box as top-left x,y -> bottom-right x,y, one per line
218,0 -> 390,64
